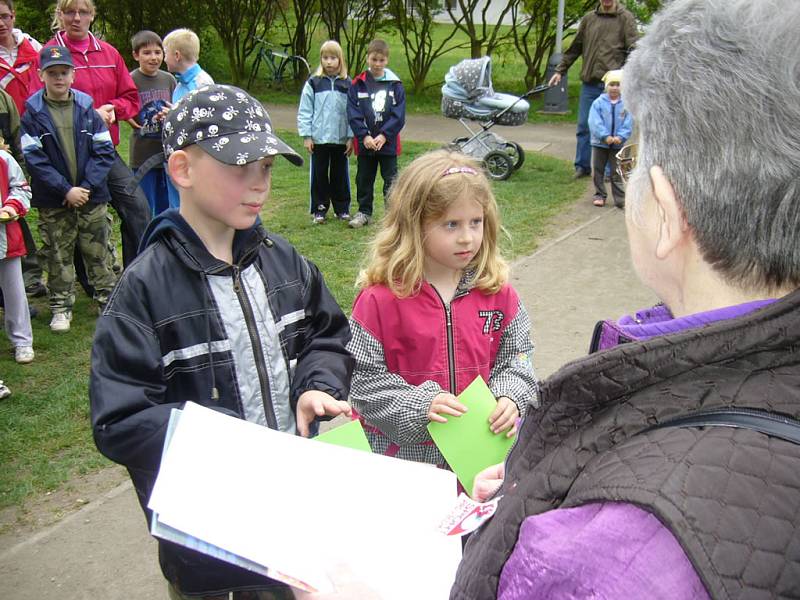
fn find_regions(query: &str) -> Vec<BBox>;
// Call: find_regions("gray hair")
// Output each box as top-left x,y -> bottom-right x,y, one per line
624,0 -> 800,290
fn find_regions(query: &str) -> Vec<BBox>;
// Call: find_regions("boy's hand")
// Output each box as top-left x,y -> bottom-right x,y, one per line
427,392 -> 467,424
126,118 -> 142,130
489,396 -> 519,437
472,462 -> 505,502
296,390 -> 352,437
155,103 -> 173,122
345,139 -> 353,156
97,104 -> 115,125
64,187 -> 90,208
373,134 -> 386,151
304,138 -> 314,153
363,135 -> 376,151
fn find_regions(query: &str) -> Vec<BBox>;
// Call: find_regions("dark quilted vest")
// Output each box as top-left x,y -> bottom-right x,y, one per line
452,288 -> 800,599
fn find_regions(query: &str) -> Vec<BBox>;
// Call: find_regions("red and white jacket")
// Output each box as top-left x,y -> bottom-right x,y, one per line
0,33 -> 40,115
0,148 -> 31,259
348,276 -> 537,466
32,32 -> 140,146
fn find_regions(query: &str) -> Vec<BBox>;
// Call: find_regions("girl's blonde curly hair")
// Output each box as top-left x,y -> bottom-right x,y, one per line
357,149 -> 508,297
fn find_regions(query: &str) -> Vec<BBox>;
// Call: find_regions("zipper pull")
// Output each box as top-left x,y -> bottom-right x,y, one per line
232,265 -> 241,292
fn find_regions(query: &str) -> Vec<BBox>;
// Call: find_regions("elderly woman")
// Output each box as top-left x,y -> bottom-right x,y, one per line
36,0 -> 150,269
451,0 -> 800,598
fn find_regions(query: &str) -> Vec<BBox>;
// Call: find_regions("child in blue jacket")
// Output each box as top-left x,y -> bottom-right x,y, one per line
346,39 -> 405,228
297,40 -> 353,224
21,46 -> 116,333
588,69 -> 632,208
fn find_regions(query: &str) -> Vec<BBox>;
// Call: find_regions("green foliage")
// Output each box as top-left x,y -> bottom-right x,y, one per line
10,0 -> 54,43
0,128 -> 584,510
626,0 -> 662,23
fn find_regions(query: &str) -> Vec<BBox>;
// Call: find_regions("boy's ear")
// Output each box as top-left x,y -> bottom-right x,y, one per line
37,70 -> 45,83
167,150 -> 192,189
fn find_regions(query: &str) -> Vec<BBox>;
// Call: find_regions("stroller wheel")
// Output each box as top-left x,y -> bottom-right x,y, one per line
504,142 -> 525,171
483,151 -> 513,181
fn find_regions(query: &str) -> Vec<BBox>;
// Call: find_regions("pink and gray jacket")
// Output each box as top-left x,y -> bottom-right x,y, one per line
347,276 -> 538,466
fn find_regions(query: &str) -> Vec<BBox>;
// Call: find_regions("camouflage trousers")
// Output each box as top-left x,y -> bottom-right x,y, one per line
37,203 -> 117,312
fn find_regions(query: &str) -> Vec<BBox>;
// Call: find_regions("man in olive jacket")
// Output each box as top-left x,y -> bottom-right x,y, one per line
549,0 -> 637,178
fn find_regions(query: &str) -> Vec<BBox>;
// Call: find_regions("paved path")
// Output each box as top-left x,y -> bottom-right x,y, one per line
0,106 -> 654,599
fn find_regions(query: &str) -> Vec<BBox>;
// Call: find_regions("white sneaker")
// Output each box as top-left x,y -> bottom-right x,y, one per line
14,346 -> 34,364
0,380 -> 10,400
50,311 -> 72,333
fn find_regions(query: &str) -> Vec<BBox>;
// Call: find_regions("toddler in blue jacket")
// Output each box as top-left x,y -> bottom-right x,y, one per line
588,69 -> 633,208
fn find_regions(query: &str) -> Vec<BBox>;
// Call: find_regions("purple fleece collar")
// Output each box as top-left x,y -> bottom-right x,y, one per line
595,299 -> 777,352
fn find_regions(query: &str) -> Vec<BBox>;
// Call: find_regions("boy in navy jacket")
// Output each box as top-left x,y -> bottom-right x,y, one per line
90,85 -> 354,599
346,39 -> 405,228
21,46 -> 116,333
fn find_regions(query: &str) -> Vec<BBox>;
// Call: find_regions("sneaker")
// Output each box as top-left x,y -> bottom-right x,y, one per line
49,311 -> 72,333
312,213 -> 326,224
573,168 -> 591,179
0,380 -> 10,400
25,281 -> 48,298
14,346 -> 34,364
348,212 -> 371,228
336,212 -> 351,221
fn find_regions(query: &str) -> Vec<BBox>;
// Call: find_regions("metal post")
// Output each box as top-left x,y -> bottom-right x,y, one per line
541,0 -> 569,114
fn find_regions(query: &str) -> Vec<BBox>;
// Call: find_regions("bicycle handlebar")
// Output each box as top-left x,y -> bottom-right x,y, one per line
251,36 -> 292,54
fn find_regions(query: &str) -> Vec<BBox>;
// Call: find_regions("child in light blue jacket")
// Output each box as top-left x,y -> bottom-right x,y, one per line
297,40 -> 353,224
588,69 -> 633,208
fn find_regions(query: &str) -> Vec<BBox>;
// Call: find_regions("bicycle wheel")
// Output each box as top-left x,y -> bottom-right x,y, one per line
277,55 -> 310,83
247,52 -> 263,90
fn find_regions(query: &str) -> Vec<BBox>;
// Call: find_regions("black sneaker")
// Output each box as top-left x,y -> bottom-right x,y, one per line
573,168 -> 591,179
25,282 -> 48,298
312,213 -> 326,224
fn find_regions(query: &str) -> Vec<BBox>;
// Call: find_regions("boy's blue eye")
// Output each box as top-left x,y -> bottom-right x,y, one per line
445,221 -> 458,229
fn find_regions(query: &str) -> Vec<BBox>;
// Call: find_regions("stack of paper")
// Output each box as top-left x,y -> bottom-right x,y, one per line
149,402 -> 462,598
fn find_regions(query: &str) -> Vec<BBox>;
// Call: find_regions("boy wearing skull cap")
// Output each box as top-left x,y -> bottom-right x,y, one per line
89,84 -> 354,599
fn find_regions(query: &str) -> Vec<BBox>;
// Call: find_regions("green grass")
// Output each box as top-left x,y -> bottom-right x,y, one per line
0,129 -> 584,511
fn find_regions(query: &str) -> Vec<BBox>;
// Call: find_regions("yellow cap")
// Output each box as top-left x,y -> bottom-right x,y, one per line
602,69 -> 623,85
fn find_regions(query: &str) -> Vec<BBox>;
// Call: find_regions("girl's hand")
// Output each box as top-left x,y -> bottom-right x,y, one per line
472,462 -> 505,502
304,138 -> 314,153
0,206 -> 18,219
345,139 -> 353,156
489,397 -> 519,437
296,390 -> 352,437
605,135 -> 614,145
427,392 -> 467,423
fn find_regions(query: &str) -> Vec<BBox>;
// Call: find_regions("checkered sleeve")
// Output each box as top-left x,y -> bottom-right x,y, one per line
488,298 -> 538,415
347,320 -> 444,445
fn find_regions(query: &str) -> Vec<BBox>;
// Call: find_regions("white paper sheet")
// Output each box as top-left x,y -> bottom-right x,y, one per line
148,402 -> 462,599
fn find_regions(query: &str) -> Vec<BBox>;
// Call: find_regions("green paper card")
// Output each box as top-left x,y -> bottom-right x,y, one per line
427,376 -> 514,493
314,419 -> 372,453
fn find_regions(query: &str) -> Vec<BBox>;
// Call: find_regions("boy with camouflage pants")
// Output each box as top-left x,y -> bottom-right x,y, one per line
21,46 -> 116,333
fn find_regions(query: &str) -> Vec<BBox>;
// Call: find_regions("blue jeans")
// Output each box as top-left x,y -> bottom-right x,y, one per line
576,81 -> 605,173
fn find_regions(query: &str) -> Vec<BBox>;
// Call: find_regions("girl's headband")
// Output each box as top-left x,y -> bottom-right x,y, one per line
441,166 -> 478,178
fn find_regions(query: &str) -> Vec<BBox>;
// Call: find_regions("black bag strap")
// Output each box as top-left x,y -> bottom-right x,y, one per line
644,407 -> 800,446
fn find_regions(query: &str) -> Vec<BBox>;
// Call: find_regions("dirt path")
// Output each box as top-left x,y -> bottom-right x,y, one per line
0,107 -> 654,599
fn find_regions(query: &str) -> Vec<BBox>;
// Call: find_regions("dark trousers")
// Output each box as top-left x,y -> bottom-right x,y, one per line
355,153 -> 398,217
576,82 -> 605,173
592,146 -> 626,207
309,144 -> 351,216
75,151 -> 151,296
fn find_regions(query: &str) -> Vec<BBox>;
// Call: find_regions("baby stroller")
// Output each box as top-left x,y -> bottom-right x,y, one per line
441,56 -> 548,181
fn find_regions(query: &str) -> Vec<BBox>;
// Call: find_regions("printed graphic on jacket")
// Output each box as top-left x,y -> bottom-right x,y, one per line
136,88 -> 171,138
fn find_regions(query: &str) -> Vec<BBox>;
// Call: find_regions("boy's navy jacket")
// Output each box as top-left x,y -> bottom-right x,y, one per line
347,68 -> 405,156
20,89 -> 115,208
297,74 -> 353,145
90,209 -> 354,595
588,93 -> 633,149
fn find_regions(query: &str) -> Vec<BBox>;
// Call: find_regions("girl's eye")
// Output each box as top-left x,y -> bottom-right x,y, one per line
445,221 -> 458,229
471,218 -> 483,227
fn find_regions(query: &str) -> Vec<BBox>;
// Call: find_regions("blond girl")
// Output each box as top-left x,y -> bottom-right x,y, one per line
347,149 -> 537,466
297,40 -> 353,223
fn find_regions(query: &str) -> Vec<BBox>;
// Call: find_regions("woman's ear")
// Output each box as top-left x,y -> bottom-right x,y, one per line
650,165 -> 689,259
167,150 -> 191,189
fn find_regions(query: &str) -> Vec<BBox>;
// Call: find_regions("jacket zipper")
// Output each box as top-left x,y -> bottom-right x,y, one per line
232,263 -> 278,429
431,287 -> 458,393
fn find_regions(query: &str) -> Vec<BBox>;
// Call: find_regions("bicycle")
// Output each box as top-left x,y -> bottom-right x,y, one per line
247,37 -> 310,90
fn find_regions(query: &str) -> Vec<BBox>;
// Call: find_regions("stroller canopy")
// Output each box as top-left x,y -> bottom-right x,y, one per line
442,56 -> 530,124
